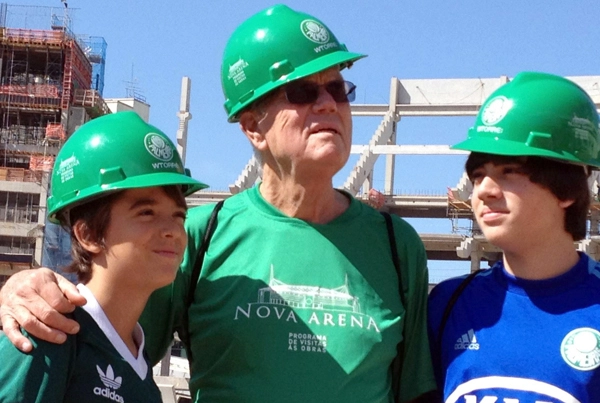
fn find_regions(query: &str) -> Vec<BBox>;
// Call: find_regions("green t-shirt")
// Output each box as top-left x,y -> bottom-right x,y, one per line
0,307 -> 161,403
141,186 -> 436,402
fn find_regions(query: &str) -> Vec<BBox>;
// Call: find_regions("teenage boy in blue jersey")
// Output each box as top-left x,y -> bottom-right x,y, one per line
428,71 -> 600,402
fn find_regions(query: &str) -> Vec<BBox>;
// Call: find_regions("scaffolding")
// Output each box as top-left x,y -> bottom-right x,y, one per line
77,35 -> 107,96
0,3 -> 109,274
73,88 -> 110,117
61,38 -> 93,109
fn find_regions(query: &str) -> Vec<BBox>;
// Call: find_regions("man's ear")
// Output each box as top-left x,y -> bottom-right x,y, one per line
72,220 -> 102,254
239,111 -> 267,151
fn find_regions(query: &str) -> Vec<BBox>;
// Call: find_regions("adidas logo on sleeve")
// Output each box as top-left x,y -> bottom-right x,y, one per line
455,329 -> 480,350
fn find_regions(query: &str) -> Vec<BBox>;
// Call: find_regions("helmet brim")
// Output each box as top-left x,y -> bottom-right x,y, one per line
48,173 -> 208,225
452,136 -> 584,166
227,50 -> 366,122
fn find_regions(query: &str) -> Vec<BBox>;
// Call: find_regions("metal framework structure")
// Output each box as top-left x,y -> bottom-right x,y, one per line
189,74 -> 600,272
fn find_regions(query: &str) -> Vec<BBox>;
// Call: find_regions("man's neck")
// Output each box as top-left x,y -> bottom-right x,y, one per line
259,171 -> 350,224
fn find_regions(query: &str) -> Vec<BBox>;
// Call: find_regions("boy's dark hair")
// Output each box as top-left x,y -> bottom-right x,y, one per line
63,185 -> 187,283
466,152 -> 590,241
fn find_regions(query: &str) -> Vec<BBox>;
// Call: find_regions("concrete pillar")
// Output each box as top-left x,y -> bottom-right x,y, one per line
590,211 -> 600,236
363,172 -> 373,193
384,78 -> 399,195
470,248 -> 482,273
34,172 -> 50,266
160,343 -> 172,376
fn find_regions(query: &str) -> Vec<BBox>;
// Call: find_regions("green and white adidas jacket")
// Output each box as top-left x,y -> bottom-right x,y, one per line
0,284 -> 161,403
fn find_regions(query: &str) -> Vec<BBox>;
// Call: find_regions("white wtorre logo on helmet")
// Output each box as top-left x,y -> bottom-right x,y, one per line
144,133 -> 173,161
481,96 -> 513,126
301,19 -> 329,43
94,364 -> 124,403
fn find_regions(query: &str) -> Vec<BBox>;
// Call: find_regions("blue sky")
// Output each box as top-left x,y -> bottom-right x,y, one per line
8,1 -> 600,280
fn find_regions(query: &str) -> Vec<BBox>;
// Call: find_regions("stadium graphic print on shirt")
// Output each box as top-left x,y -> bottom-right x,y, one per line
233,265 -> 382,356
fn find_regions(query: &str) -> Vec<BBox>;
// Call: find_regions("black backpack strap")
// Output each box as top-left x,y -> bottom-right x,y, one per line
181,200 -> 224,360
381,212 -> 405,403
381,212 -> 406,306
185,200 -> 225,309
435,269 -> 480,384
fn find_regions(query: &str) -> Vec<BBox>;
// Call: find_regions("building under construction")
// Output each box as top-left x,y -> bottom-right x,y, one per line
0,3 -> 108,285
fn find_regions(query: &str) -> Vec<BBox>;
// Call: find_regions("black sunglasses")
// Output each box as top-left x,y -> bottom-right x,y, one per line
282,80 -> 356,105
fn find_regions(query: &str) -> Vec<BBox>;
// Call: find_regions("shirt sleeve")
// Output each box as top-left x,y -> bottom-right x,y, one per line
427,276 -> 465,393
0,331 -> 75,403
393,217 -> 438,402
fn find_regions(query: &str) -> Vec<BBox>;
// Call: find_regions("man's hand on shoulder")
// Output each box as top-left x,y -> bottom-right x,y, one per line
0,268 -> 86,352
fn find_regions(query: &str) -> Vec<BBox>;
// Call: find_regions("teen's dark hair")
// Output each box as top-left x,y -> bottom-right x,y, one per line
63,185 -> 187,283
466,152 -> 590,241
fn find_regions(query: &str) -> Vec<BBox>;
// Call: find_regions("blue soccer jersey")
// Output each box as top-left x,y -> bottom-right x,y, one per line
428,253 -> 600,403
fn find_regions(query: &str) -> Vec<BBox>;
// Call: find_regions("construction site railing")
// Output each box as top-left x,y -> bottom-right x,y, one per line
0,28 -> 66,47
0,205 -> 39,224
0,126 -> 51,146
0,168 -> 43,183
73,89 -> 110,117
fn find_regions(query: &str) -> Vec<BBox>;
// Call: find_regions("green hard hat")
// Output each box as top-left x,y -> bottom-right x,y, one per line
452,71 -> 600,168
221,4 -> 366,122
47,111 -> 208,224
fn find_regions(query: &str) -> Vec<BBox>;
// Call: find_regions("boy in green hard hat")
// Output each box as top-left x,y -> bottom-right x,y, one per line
428,72 -> 600,402
0,5 -> 437,402
0,111 -> 207,402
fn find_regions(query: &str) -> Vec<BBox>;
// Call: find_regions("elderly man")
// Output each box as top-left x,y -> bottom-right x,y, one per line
0,5 -> 436,402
